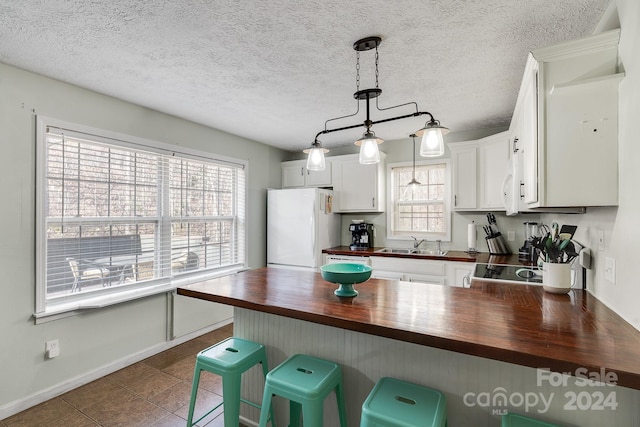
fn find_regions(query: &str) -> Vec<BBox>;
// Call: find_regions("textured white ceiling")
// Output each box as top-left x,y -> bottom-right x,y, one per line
0,0 -> 610,152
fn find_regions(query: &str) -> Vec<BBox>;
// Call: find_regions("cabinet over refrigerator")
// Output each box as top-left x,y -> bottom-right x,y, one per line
267,188 -> 340,269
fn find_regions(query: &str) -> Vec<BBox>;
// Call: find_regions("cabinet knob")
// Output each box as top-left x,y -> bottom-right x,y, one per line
300,167 -> 304,176
519,181 -> 525,199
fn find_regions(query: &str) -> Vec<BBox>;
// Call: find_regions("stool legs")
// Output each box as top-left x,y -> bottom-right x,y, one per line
258,383 -> 274,427
221,371 -> 241,427
186,365 -> 204,426
335,381 -> 347,427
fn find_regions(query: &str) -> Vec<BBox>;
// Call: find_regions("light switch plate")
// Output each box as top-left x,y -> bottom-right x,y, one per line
605,257 -> 615,283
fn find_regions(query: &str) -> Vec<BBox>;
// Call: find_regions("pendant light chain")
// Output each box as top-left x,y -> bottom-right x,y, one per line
356,51 -> 360,92
375,45 -> 379,89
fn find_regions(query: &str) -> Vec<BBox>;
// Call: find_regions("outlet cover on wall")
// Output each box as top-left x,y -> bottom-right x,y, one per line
45,339 -> 60,359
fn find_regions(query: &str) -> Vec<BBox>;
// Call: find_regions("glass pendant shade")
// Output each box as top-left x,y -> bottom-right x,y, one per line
416,121 -> 449,157
303,141 -> 329,171
355,131 -> 383,164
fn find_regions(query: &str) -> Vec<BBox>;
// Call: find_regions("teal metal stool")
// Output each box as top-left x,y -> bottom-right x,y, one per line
257,354 -> 348,427
186,337 -> 275,426
360,377 -> 447,427
502,413 -> 559,427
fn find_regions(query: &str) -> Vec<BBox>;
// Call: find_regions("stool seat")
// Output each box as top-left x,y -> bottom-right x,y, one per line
187,337 -> 275,426
361,377 -> 447,427
502,413 -> 559,427
258,354 -> 347,427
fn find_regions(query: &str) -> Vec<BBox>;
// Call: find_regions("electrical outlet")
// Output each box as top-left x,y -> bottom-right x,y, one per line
598,229 -> 605,251
605,257 -> 616,284
45,339 -> 60,359
507,231 -> 515,242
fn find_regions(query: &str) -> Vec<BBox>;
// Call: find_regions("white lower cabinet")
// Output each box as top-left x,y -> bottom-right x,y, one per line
370,256 -> 475,287
370,256 -> 447,285
446,261 -> 475,288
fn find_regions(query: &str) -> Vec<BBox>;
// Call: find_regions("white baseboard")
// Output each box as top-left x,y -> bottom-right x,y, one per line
0,318 -> 232,421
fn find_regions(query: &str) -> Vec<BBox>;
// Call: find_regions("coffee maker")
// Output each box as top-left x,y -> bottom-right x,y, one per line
349,222 -> 374,250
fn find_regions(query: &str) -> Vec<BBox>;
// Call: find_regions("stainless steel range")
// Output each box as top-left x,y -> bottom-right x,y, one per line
472,263 -> 542,285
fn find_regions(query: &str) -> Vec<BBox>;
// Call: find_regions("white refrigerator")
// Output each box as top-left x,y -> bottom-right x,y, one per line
267,188 -> 341,269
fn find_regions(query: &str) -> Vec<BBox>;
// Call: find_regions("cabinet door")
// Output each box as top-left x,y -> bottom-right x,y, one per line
404,273 -> 446,286
520,65 -> 539,205
451,146 -> 477,210
305,161 -> 332,187
282,163 -> 306,188
448,262 -> 474,288
334,158 -> 382,212
371,270 -> 404,280
478,134 -> 510,209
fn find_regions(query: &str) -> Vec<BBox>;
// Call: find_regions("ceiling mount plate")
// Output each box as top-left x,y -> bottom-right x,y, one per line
354,88 -> 382,100
353,36 -> 382,52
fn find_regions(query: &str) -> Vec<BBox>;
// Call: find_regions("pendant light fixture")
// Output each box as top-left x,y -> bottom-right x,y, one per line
303,36 -> 448,170
407,133 -> 421,188
355,129 -> 383,164
415,119 -> 449,157
303,139 -> 329,171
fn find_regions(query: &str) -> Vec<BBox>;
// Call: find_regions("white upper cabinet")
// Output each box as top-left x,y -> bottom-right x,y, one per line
450,143 -> 477,210
332,153 -> 386,213
478,133 -> 510,209
511,29 -> 622,208
282,159 -> 332,188
449,132 -> 509,211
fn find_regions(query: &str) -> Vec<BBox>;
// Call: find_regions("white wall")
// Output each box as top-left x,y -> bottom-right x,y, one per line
0,62 -> 286,415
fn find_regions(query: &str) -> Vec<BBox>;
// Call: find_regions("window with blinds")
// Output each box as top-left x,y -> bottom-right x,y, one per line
36,117 -> 246,315
389,161 -> 450,239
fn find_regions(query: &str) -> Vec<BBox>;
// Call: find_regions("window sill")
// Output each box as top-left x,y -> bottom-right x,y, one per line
34,266 -> 247,324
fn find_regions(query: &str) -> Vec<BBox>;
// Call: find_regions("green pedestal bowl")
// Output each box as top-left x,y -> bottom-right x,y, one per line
320,263 -> 372,297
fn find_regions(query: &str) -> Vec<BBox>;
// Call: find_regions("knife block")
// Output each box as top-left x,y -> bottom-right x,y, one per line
486,234 -> 511,255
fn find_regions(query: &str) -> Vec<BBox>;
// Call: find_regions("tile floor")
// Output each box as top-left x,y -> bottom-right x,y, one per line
0,323 -> 250,427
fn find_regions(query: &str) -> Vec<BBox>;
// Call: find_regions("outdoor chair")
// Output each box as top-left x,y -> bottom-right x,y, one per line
67,258 -> 110,292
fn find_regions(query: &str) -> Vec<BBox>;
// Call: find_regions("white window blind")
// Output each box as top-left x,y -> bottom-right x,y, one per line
389,162 -> 450,239
36,117 -> 246,316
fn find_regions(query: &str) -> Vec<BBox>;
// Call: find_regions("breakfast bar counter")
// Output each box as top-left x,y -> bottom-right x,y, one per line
177,267 -> 640,426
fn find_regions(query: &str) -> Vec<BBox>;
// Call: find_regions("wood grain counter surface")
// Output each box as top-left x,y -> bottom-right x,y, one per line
177,267 -> 640,390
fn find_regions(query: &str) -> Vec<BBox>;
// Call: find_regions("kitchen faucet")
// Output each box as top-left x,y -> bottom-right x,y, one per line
411,236 -> 425,249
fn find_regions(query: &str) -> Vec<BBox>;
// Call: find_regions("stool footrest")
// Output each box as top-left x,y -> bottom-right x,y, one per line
191,401 -> 223,426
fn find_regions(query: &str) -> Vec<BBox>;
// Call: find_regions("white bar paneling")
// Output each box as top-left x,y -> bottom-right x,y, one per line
234,308 -> 640,427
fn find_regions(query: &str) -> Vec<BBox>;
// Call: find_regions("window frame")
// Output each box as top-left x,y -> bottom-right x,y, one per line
385,159 -> 452,242
35,116 -> 248,320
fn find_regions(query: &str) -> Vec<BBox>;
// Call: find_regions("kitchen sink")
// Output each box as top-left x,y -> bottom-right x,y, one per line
376,248 -> 416,254
376,247 -> 449,256
415,249 -> 448,256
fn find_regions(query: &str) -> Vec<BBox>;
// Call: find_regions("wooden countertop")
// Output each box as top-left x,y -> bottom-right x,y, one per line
322,246 -> 534,265
177,267 -> 640,390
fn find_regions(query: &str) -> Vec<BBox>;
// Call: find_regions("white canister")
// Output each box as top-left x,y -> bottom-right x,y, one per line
542,262 -> 572,294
